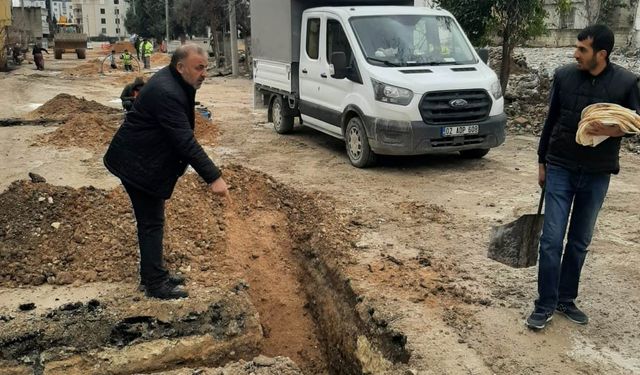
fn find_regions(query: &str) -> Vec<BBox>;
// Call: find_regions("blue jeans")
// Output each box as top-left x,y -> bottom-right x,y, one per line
536,164 -> 610,313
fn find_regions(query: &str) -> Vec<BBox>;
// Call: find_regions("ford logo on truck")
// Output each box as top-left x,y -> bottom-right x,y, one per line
449,98 -> 468,108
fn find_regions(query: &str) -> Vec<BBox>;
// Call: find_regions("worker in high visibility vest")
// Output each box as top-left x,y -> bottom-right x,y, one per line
120,49 -> 133,71
140,39 -> 153,69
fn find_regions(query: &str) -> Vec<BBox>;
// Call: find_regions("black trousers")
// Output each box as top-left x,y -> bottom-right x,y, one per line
123,181 -> 169,286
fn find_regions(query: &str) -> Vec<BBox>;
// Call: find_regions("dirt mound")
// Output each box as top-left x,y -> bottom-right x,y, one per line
195,114 -> 219,145
113,74 -> 146,87
27,93 -> 121,121
34,112 -> 123,151
61,58 -> 103,77
0,166 -> 346,289
0,173 -> 226,287
151,53 -> 171,66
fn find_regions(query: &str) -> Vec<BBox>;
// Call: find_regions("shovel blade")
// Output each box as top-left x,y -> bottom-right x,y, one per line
488,214 -> 544,268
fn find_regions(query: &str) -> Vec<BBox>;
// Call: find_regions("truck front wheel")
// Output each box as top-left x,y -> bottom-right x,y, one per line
76,48 -> 86,59
345,116 -> 376,168
460,148 -> 490,159
54,49 -> 63,59
271,95 -> 294,134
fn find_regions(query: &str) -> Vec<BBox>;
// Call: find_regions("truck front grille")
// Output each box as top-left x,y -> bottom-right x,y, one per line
419,90 -> 491,125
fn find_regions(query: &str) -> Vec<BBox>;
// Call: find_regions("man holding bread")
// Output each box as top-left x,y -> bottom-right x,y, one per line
527,24 -> 640,329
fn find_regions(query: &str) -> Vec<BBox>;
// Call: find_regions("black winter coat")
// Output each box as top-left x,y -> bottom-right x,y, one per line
538,63 -> 640,174
104,66 -> 221,199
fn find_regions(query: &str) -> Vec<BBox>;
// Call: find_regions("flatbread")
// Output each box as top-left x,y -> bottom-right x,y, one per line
576,103 -> 640,146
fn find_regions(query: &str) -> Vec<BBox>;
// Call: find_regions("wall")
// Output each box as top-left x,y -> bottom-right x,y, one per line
11,6 -> 43,38
526,28 -> 631,47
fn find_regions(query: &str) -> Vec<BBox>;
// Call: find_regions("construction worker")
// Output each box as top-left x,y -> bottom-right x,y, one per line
120,49 -> 133,71
141,38 -> 153,69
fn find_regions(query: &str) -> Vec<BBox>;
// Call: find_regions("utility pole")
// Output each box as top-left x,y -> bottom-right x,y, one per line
229,0 -> 238,75
165,0 -> 169,47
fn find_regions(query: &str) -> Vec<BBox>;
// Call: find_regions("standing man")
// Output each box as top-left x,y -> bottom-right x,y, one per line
134,36 -> 141,61
104,44 -> 228,300
141,38 -> 153,69
526,25 -> 640,329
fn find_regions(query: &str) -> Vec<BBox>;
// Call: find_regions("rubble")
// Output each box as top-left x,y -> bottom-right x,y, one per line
489,47 -> 640,152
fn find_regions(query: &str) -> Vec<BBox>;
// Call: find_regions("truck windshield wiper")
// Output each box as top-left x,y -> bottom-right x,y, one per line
366,57 -> 400,67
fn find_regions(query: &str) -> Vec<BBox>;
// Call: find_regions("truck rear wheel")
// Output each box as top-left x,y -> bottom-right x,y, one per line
271,95 -> 294,134
345,116 -> 376,168
54,49 -> 63,60
460,148 -> 490,159
76,48 -> 86,59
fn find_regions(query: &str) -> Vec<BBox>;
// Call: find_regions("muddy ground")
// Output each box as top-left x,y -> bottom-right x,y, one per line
0,51 -> 639,374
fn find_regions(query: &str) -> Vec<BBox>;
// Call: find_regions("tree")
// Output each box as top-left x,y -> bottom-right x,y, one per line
490,0 -> 547,93
435,0 -> 547,94
436,0 -> 494,46
124,0 -> 167,40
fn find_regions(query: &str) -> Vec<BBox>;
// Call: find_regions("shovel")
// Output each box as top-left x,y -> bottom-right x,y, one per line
487,189 -> 545,268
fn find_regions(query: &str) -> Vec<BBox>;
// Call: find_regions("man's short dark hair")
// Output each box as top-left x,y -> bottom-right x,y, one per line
170,44 -> 207,68
577,25 -> 614,61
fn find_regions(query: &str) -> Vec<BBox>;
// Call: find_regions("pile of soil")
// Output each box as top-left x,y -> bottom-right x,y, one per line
61,58 -> 103,77
29,94 -> 218,152
195,114 -> 219,146
151,53 -> 171,66
34,112 -> 123,151
113,74 -> 146,87
27,94 -> 121,121
0,166 -> 351,289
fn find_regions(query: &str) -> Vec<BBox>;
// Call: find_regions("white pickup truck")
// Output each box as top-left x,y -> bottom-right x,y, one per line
251,0 -> 506,167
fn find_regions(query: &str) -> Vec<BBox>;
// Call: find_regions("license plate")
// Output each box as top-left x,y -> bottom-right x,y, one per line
441,125 -> 479,136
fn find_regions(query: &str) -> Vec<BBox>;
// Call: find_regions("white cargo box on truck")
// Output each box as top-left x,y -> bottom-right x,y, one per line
252,0 -> 412,93
251,1 -> 506,167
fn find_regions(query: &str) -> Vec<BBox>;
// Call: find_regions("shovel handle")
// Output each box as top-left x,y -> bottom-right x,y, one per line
537,187 -> 545,215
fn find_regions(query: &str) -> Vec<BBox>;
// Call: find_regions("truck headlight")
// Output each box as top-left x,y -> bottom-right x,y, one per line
490,79 -> 503,100
371,79 -> 413,106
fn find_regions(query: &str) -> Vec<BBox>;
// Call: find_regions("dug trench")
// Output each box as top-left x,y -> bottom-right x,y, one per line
0,165 -> 410,374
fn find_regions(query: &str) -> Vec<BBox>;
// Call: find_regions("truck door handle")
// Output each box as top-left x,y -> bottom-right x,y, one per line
321,73 -> 327,78
302,69 -> 308,74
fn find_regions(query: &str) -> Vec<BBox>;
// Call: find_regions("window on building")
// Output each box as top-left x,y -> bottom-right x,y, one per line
114,8 -> 119,15
100,8 -> 105,14
114,0 -> 119,4
115,18 -> 120,24
101,18 -> 106,24
116,28 -> 121,34
101,27 -> 107,34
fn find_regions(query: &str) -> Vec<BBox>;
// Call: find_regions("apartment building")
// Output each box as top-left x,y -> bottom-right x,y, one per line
72,0 -> 128,39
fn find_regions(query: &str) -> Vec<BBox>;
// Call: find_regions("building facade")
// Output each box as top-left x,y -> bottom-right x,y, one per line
72,0 -> 128,39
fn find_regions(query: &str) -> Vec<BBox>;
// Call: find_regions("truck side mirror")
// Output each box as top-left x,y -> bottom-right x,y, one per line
476,48 -> 489,64
331,52 -> 347,79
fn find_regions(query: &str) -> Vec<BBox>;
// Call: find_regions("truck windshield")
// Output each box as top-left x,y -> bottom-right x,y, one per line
350,15 -> 476,67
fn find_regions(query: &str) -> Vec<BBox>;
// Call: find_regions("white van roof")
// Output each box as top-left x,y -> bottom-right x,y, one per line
305,6 -> 453,18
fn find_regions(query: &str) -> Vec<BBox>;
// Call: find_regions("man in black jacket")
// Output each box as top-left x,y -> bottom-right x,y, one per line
104,44 -> 228,299
526,25 -> 640,329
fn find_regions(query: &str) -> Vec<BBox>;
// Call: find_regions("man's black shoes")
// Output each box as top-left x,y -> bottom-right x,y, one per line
525,309 -> 553,330
139,274 -> 186,292
556,302 -> 589,325
145,280 -> 188,300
